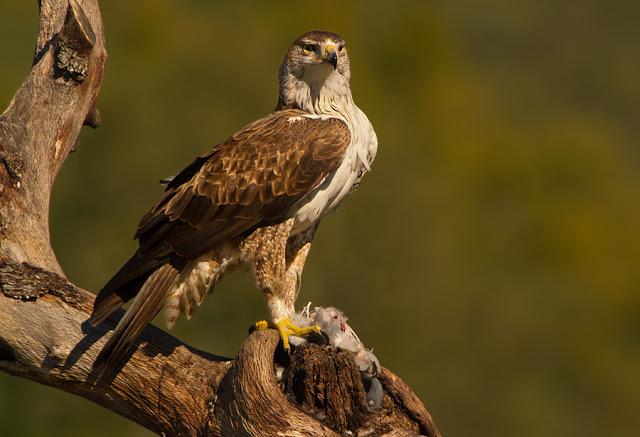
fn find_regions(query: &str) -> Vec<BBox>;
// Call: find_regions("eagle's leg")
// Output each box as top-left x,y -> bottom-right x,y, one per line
284,222 -> 318,303
269,225 -> 321,350
242,220 -> 319,351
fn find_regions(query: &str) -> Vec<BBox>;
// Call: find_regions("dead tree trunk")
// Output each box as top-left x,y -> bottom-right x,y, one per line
0,1 -> 441,436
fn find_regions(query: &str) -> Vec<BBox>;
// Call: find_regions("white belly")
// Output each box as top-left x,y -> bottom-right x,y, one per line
291,108 -> 377,234
292,155 -> 358,232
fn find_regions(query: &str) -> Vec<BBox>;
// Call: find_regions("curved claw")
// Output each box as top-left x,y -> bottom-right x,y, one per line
254,318 -> 321,352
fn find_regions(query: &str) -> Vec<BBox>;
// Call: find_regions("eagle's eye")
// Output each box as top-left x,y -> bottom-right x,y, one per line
301,43 -> 316,54
338,44 -> 345,52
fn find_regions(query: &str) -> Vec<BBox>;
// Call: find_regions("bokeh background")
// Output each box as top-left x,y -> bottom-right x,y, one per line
1,1 -> 639,436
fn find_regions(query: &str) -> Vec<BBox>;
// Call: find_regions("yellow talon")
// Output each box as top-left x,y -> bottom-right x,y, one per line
255,320 -> 269,330
252,318 -> 321,351
274,318 -> 321,352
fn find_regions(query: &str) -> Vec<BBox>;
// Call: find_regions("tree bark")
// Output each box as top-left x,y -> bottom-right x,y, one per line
0,1 -> 441,436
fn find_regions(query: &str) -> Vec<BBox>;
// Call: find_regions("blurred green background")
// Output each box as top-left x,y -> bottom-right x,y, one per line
2,1 -> 639,436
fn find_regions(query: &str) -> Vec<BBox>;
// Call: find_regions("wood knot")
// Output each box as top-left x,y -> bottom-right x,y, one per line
83,105 -> 101,129
43,344 -> 72,368
0,152 -> 23,190
54,39 -> 89,84
54,0 -> 96,84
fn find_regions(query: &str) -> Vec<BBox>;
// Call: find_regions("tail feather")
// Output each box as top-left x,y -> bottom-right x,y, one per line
89,275 -> 148,327
93,264 -> 179,368
89,250 -> 167,327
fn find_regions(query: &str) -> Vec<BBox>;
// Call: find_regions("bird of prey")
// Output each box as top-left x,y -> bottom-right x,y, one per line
89,30 -> 378,366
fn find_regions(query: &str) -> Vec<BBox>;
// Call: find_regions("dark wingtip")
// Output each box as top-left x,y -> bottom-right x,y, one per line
87,311 -> 107,328
89,292 -> 124,327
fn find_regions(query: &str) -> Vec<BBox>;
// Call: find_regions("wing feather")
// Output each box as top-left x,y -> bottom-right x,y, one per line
144,110 -> 350,251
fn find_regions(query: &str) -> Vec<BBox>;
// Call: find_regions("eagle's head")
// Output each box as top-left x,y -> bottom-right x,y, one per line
277,31 -> 352,112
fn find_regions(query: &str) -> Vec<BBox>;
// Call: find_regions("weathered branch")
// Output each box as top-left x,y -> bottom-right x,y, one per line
0,1 -> 440,436
1,0 -> 105,272
0,261 -> 229,435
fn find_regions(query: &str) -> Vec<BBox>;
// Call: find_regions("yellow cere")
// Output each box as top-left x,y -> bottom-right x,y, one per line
324,44 -> 337,55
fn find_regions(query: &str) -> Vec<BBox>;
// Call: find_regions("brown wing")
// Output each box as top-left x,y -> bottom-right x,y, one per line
139,109 -> 350,258
89,109 -> 350,326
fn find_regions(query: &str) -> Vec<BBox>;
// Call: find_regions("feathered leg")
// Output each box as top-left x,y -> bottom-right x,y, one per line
242,219 -> 294,320
241,220 -> 319,350
284,223 -> 318,304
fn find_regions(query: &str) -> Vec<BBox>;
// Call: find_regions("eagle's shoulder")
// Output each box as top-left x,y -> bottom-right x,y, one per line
227,108 -> 350,147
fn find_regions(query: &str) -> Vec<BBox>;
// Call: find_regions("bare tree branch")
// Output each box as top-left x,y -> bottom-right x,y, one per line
0,1 -> 441,435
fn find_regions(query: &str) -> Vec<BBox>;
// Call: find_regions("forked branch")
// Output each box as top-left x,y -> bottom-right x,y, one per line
0,1 -> 440,435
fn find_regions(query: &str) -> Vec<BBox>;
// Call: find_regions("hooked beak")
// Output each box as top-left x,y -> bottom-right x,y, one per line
323,45 -> 338,70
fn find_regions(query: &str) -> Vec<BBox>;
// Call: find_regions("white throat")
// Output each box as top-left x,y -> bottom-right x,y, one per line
280,67 -> 354,118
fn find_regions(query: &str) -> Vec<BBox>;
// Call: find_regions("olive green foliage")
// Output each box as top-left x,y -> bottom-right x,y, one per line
1,1 -> 639,436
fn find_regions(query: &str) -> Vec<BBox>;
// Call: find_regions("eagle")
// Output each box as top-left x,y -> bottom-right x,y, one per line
89,30 -> 378,366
